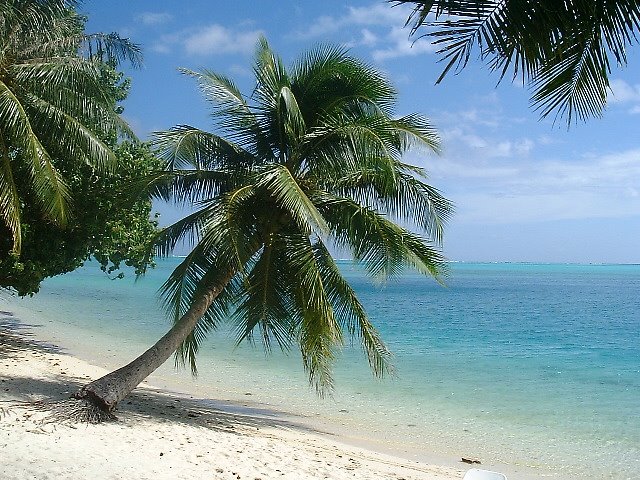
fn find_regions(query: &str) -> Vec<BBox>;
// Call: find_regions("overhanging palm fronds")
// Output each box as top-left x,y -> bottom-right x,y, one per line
393,0 -> 640,124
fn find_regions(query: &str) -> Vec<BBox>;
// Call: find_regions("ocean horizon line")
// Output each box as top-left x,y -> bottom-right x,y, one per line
164,255 -> 640,267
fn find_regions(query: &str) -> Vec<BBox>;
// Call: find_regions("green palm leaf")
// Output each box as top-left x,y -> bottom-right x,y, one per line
394,0 -> 640,123
254,164 -> 329,235
318,194 -> 447,279
233,236 -> 293,351
283,232 -> 342,394
0,139 -> 21,253
312,241 -> 392,377
153,126 -> 253,171
0,80 -> 70,225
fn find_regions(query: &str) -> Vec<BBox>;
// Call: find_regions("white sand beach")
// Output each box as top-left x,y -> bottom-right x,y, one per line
0,320 -> 466,480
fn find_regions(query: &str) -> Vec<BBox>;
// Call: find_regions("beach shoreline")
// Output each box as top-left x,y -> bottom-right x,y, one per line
0,304 -> 513,475
0,313 -> 473,480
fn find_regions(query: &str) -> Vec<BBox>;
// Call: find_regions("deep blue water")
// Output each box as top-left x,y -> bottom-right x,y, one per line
5,260 -> 639,479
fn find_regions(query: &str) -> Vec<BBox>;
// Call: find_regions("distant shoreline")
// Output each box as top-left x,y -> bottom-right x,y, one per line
171,255 -> 640,266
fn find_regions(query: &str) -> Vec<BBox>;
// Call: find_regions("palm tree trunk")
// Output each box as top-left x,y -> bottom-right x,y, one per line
73,272 -> 233,413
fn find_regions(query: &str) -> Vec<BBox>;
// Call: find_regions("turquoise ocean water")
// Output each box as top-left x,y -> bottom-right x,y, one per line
3,259 -> 639,479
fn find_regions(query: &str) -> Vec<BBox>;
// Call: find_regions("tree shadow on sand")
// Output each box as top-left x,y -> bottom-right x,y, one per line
0,312 -> 65,359
0,314 -> 328,438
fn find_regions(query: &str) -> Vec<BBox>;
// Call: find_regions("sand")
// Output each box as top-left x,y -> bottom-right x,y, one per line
0,319 -> 466,480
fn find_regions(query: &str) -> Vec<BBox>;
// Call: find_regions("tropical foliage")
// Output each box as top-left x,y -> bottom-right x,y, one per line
393,0 -> 640,124
0,0 -> 140,253
75,38 -> 452,412
0,0 -> 158,294
0,139 -> 161,296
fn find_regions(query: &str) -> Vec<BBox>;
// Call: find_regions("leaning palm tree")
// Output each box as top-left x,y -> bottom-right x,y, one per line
392,0 -> 640,124
73,38 -> 452,416
0,0 -> 140,253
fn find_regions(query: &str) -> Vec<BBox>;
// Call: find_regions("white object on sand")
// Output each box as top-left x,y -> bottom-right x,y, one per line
462,468 -> 507,480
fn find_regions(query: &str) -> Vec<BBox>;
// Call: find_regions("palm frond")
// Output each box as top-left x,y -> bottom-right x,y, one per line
81,32 -> 142,67
27,134 -> 70,226
319,194 -> 447,280
531,35 -> 610,123
143,169 -> 238,204
181,67 -> 247,112
0,138 -> 21,253
276,85 -> 306,154
393,0 -> 640,124
312,241 -> 392,377
213,185 -> 261,270
12,57 -> 136,142
22,92 -> 117,171
233,235 -> 293,351
153,205 -> 213,258
153,126 -> 253,171
282,232 -> 342,395
0,79 -> 70,226
292,43 -> 397,118
381,170 -> 453,243
390,113 -> 441,154
332,168 -> 453,244
179,68 -> 271,154
10,58 -> 105,98
0,1 -> 78,48
253,36 -> 290,111
254,164 -> 329,236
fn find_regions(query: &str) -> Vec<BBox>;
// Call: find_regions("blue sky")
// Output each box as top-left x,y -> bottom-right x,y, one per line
82,1 -> 640,263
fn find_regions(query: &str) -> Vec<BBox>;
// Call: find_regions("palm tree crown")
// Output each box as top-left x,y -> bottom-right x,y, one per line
393,0 -> 640,124
150,38 -> 453,392
0,0 -> 140,253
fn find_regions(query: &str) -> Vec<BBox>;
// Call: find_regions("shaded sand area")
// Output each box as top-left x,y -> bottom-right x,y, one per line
0,317 -> 464,480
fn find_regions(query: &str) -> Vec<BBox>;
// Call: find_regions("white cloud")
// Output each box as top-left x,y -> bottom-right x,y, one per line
372,26 -> 436,61
297,4 -> 409,38
150,43 -> 171,54
416,101 -> 640,225
438,103 -> 505,130
347,3 -> 409,26
360,29 -> 378,47
302,15 -> 342,39
293,3 -> 433,62
153,25 -> 262,57
608,78 -> 640,114
426,157 -> 520,180
184,25 -> 261,56
441,127 -> 535,159
514,139 -> 534,156
537,135 -> 558,146
432,148 -> 640,224
453,189 -> 640,224
608,79 -> 640,103
442,148 -> 640,189
138,12 -> 172,26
